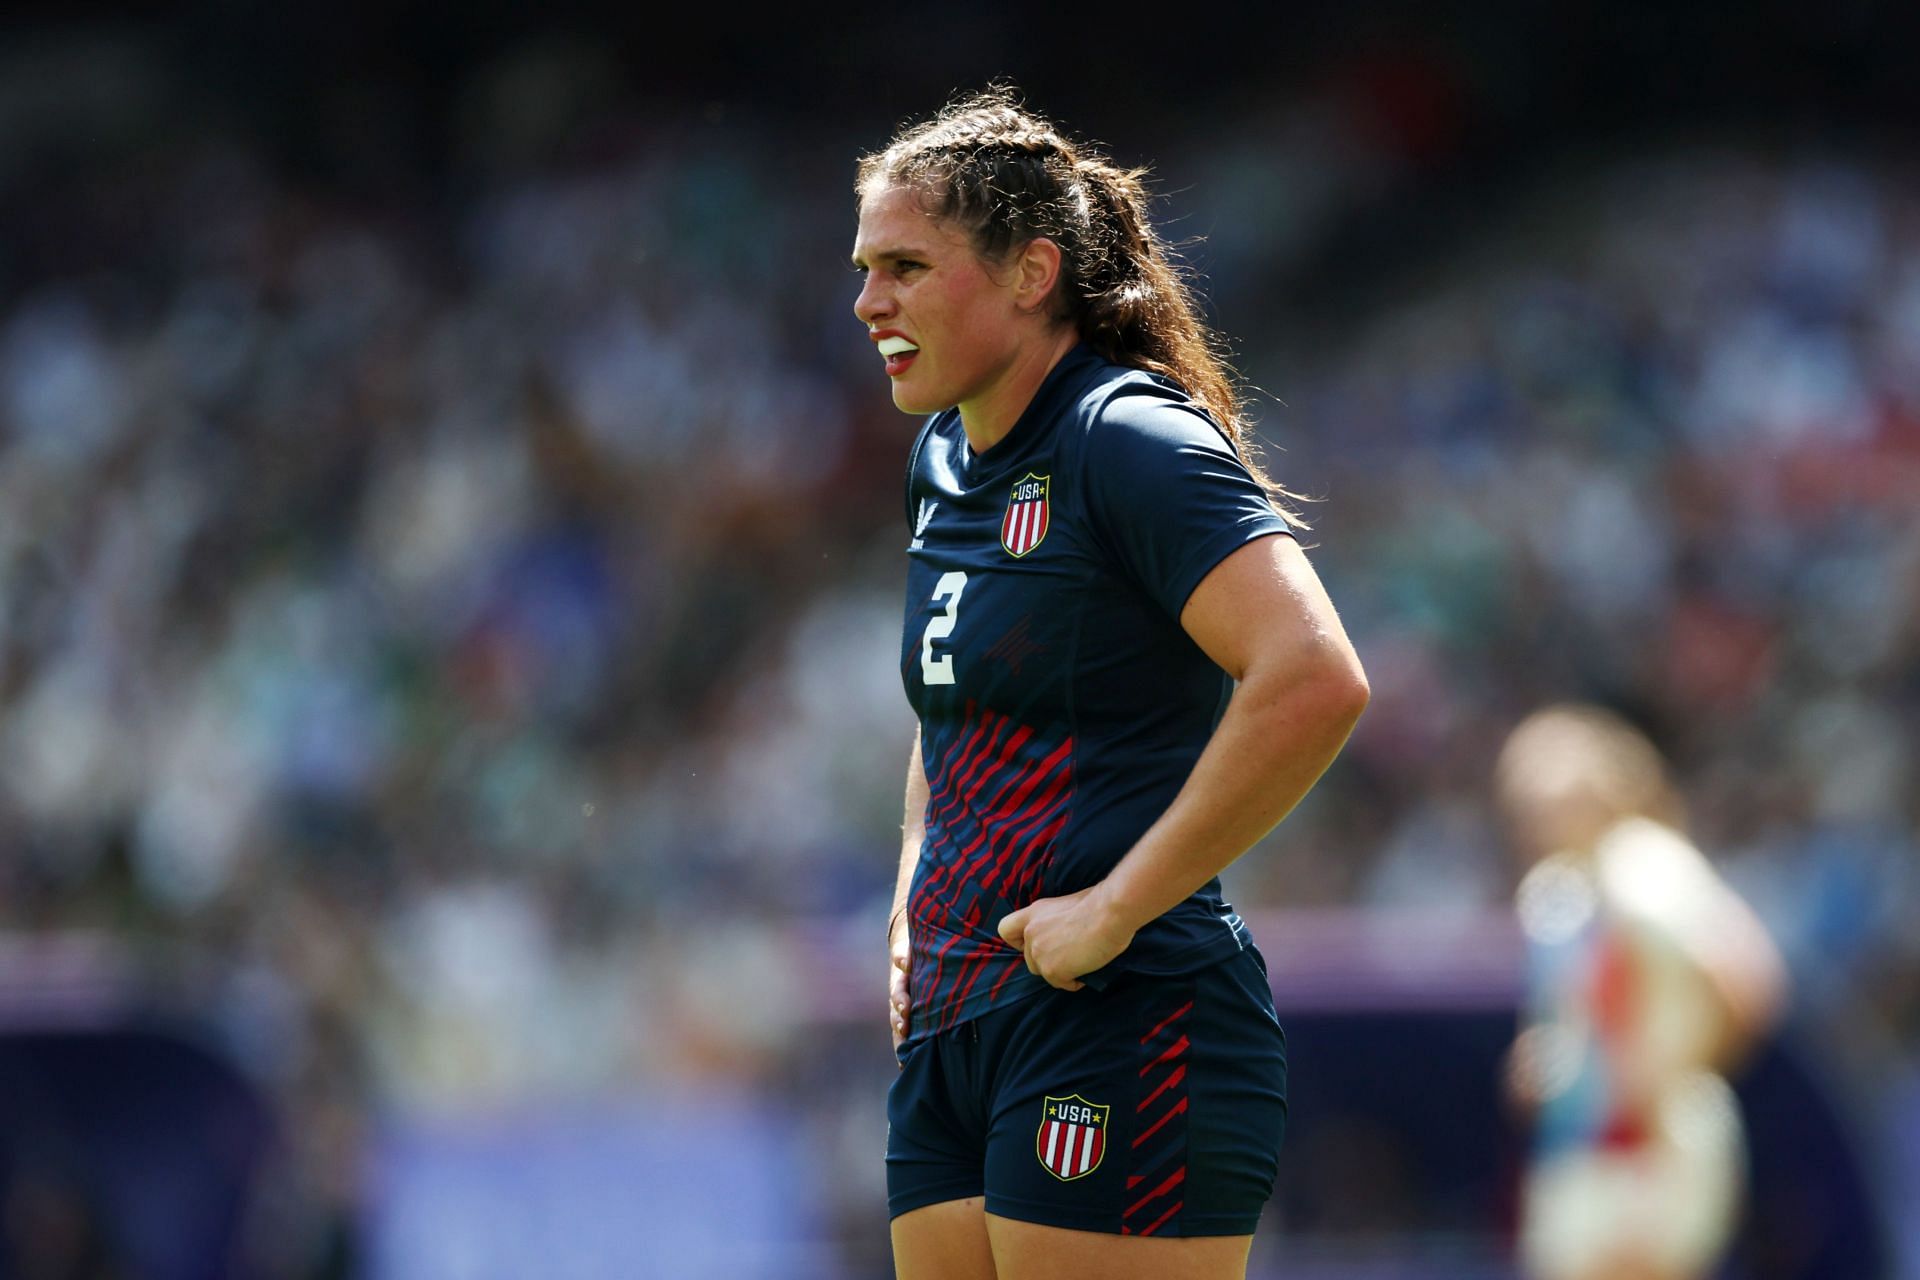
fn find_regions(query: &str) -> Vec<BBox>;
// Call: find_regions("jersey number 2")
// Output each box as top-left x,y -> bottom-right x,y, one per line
920,571 -> 969,686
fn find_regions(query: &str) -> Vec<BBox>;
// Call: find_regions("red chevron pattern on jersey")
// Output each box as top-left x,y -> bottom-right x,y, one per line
907,700 -> 1074,1034
1000,472 -> 1051,557
1036,1094 -> 1110,1180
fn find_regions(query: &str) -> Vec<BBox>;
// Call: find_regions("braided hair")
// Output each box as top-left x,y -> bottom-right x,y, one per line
858,86 -> 1300,519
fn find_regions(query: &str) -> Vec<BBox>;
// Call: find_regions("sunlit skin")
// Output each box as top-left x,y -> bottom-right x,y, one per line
852,183 -> 1078,454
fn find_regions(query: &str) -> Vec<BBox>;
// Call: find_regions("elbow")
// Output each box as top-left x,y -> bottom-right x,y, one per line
1332,673 -> 1370,742
1248,641 -> 1369,739
1317,644 -> 1370,736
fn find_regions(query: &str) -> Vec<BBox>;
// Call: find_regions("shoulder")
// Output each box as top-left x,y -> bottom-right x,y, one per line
1062,366 -> 1246,508
1594,818 -> 1723,934
1070,366 -> 1237,467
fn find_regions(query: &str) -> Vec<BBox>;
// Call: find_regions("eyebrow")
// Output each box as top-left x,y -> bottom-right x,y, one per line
849,246 -> 923,270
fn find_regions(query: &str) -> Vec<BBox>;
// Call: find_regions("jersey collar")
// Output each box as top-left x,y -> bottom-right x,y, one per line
962,342 -> 1105,479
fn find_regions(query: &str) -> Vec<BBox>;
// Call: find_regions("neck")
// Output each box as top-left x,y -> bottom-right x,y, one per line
957,327 -> 1080,455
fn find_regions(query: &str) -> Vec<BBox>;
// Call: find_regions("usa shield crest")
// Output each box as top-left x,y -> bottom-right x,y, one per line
1036,1094 -> 1109,1181
1001,473 -> 1051,558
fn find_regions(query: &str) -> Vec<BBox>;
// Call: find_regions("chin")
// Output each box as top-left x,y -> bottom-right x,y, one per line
891,383 -> 953,417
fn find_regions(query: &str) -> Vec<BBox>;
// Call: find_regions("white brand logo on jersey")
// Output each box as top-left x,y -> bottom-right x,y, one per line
911,499 -> 939,549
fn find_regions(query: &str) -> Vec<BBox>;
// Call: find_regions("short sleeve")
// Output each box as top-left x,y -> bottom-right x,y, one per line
1080,385 -> 1294,620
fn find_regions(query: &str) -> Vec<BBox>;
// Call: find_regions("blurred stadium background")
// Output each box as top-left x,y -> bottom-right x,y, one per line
0,2 -> 1916,1276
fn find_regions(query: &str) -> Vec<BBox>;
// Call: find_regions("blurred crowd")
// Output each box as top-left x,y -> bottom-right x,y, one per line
1,31 -> 1917,1278
1278,148 -> 1920,1028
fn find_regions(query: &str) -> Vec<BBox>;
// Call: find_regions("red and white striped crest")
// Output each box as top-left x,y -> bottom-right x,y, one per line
1000,473 -> 1051,558
1036,1094 -> 1109,1181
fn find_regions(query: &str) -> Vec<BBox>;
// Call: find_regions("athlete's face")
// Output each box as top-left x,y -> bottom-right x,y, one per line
852,183 -> 1028,418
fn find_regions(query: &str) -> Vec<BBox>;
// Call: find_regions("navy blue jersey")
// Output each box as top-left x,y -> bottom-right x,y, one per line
900,344 -> 1294,1043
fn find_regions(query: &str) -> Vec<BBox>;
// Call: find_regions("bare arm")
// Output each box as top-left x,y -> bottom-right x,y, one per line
1596,818 -> 1789,1071
1689,878 -> 1787,1067
889,727 -> 929,1048
999,534 -> 1369,989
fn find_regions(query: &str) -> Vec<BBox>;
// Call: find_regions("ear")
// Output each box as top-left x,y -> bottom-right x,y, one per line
1011,237 -> 1064,314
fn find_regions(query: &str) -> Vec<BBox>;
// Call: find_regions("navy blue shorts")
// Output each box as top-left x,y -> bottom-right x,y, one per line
886,947 -> 1286,1237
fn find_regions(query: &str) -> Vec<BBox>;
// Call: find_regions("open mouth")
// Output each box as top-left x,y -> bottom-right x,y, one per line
877,335 -> 919,377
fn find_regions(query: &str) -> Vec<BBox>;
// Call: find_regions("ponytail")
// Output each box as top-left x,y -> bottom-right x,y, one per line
858,86 -> 1305,524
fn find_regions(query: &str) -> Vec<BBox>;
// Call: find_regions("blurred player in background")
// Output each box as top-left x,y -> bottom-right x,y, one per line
1496,704 -> 1787,1280
852,88 -> 1369,1279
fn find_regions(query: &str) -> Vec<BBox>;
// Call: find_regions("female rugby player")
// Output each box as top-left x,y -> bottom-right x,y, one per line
853,88 -> 1370,1280
1496,705 -> 1785,1280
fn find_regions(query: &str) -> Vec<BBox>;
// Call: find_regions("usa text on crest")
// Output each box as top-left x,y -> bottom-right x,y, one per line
1036,1093 -> 1109,1181
1001,473 -> 1051,558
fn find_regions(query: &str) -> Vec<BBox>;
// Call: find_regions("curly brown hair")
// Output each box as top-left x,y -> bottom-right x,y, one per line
858,86 -> 1301,520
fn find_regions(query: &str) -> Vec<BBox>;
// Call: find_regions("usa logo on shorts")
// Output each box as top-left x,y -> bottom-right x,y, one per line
1001,473 -> 1051,558
1037,1094 -> 1109,1181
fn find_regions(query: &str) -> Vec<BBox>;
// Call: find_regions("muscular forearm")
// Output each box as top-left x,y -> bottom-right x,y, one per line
999,537 -> 1370,991
1089,654 -> 1367,937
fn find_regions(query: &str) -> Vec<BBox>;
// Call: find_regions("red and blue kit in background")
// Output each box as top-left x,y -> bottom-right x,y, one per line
888,345 -> 1293,1235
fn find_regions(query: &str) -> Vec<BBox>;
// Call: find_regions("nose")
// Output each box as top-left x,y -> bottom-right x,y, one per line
855,272 -> 894,327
